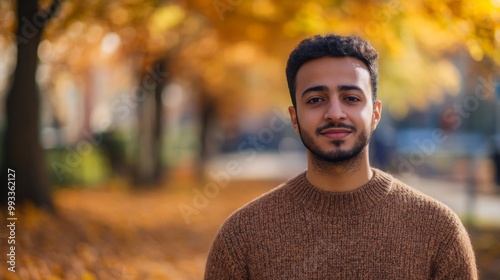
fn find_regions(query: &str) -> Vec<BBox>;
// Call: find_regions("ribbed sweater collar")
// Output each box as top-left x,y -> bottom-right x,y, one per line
287,168 -> 393,217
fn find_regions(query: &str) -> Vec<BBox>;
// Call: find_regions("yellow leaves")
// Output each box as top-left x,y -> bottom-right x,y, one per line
81,271 -> 96,280
216,0 -> 499,118
447,0 -> 500,62
13,0 -> 500,128
282,22 -> 299,38
86,24 -> 104,44
246,23 -> 268,40
380,45 -> 461,119
456,19 -> 472,36
463,0 -> 499,18
77,243 -> 98,267
194,32 -> 219,56
252,0 -> 278,20
148,5 -> 186,34
405,15 -> 459,54
144,5 -> 186,55
467,39 -> 485,61
223,41 -> 258,65
110,7 -> 130,27
497,26 -> 500,46
290,2 -> 329,34
21,202 -> 51,230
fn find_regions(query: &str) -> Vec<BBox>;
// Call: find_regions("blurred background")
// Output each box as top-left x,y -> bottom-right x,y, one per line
0,0 -> 499,279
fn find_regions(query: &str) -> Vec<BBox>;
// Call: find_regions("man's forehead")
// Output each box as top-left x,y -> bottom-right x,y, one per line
296,57 -> 371,87
298,56 -> 369,71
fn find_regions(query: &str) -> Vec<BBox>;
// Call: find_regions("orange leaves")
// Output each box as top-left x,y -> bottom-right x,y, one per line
0,180 -> 273,279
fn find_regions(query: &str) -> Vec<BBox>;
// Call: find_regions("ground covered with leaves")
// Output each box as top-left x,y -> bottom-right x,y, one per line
1,178 -> 499,279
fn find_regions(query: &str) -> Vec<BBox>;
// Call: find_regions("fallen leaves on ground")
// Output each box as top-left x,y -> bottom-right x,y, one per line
0,178 -> 277,280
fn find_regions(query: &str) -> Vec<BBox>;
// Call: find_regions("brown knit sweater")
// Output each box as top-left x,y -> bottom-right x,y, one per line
204,169 -> 478,279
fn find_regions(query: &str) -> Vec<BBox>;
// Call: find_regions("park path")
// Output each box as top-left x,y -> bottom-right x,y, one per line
207,152 -> 500,224
404,175 -> 500,224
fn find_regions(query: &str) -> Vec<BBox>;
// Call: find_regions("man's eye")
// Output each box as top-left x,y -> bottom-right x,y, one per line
345,96 -> 360,102
307,97 -> 323,104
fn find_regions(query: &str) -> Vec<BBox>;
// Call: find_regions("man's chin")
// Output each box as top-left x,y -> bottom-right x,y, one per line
311,144 -> 366,160
331,139 -> 347,148
321,139 -> 351,150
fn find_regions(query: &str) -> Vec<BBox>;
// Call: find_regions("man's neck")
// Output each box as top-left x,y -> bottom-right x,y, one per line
305,152 -> 374,192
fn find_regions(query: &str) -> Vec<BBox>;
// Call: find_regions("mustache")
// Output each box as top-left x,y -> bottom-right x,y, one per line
315,122 -> 357,135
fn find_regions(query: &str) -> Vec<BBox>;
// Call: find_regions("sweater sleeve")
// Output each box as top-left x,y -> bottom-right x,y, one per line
204,218 -> 249,280
431,214 -> 478,280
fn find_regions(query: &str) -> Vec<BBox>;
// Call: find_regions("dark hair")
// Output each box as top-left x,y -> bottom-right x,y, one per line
285,34 -> 379,107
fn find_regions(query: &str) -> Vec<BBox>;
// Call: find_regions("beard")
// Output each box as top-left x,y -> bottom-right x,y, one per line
297,121 -> 372,171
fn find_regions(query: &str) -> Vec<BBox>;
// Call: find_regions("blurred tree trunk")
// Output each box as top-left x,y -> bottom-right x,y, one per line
197,93 -> 217,178
1,0 -> 61,209
134,59 -> 168,186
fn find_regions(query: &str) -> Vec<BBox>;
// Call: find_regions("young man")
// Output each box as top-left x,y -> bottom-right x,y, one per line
204,34 -> 477,279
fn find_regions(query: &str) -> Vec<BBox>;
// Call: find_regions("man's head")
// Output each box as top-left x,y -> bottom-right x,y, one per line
286,34 -> 379,108
286,34 -> 382,168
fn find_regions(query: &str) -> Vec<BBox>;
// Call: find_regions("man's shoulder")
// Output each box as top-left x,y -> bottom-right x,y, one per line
229,183 -> 289,219
217,176 -> 298,233
389,175 -> 462,224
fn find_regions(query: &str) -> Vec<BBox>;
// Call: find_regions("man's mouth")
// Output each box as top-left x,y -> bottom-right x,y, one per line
319,128 -> 352,139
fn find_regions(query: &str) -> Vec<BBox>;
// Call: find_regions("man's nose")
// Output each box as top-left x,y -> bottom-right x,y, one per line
324,99 -> 346,122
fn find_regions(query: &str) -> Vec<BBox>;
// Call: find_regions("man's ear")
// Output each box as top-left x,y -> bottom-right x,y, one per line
372,100 -> 382,130
288,106 -> 300,135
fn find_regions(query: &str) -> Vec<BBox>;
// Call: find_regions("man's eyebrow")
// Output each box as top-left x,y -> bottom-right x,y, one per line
338,84 -> 364,93
301,85 -> 328,97
301,84 -> 365,97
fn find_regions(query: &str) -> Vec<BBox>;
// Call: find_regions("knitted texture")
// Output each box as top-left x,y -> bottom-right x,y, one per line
204,169 -> 478,279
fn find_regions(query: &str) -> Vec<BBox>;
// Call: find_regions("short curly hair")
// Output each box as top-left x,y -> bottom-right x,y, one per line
285,34 -> 379,107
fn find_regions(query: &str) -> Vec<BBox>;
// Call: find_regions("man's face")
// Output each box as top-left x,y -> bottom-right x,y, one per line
289,56 -> 382,164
